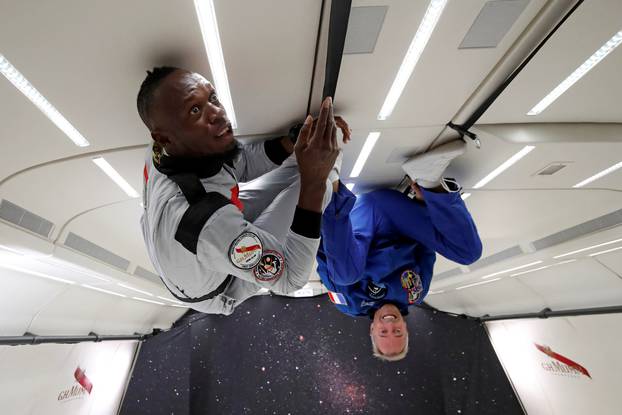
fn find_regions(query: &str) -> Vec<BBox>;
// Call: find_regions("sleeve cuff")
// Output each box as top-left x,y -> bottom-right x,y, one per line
264,137 -> 291,166
421,188 -> 462,204
291,206 -> 322,239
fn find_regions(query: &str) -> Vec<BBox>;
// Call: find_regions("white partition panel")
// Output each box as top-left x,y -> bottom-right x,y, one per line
0,340 -> 138,414
486,314 -> 622,415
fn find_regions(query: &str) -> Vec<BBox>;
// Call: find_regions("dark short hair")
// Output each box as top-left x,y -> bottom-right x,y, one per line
136,66 -> 180,129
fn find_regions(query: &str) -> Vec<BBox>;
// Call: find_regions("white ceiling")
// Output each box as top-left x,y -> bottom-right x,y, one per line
479,0 -> 622,123
0,0 -> 621,337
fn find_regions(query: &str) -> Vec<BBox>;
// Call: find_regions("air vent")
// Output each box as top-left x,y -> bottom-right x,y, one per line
344,6 -> 388,54
134,266 -> 162,285
532,208 -> 622,251
535,163 -> 568,176
434,268 -> 463,281
64,232 -> 130,271
0,199 -> 54,238
469,245 -> 524,271
459,0 -> 529,49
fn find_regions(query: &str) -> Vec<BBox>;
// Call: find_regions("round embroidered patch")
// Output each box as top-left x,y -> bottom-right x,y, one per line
366,281 -> 387,300
253,250 -> 285,282
401,270 -> 423,304
229,232 -> 263,270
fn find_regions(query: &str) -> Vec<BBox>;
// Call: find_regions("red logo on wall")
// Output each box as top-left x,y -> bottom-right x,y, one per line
535,343 -> 591,379
74,367 -> 93,394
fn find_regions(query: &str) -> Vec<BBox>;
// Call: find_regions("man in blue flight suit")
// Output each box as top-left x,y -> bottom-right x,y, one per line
317,140 -> 482,361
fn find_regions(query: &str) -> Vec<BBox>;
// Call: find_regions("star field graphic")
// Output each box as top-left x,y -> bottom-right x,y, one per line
121,295 -> 522,415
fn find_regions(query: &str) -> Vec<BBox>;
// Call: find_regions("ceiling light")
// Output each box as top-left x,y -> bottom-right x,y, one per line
481,260 -> 543,279
588,245 -> 622,257
92,157 -> 140,198
461,193 -> 471,200
345,183 -> 356,191
473,146 -> 535,189
510,259 -> 576,277
118,283 -> 153,296
428,290 -> 445,295
573,161 -> 622,188
170,304 -> 190,308
81,284 -> 127,298
378,0 -> 448,120
132,297 -> 165,306
193,0 -> 237,129
350,132 -> 380,177
455,277 -> 501,290
554,238 -> 622,259
36,257 -> 111,282
0,244 -> 26,255
527,31 -> 622,115
0,54 -> 90,147
0,263 -> 75,285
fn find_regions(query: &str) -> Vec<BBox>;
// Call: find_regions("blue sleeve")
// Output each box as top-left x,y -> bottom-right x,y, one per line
371,189 -> 482,265
320,183 -> 374,286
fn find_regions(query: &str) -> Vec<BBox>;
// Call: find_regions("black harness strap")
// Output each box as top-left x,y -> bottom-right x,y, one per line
164,172 -> 234,303
163,276 -> 233,304
322,0 -> 352,101
168,173 -> 231,254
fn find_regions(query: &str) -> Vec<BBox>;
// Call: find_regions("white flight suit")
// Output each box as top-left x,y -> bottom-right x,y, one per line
141,138 -> 331,315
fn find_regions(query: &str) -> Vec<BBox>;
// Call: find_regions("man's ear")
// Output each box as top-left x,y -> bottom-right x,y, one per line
151,130 -> 170,147
369,323 -> 374,336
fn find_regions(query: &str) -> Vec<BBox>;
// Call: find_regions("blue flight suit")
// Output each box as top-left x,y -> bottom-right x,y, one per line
317,183 -> 482,317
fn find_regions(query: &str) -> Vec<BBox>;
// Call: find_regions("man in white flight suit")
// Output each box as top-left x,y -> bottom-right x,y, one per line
137,67 -> 349,315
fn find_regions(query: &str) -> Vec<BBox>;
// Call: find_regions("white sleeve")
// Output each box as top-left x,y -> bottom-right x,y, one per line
196,204 -> 320,294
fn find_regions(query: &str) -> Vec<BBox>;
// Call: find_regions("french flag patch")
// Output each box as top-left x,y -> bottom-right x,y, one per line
328,291 -> 347,305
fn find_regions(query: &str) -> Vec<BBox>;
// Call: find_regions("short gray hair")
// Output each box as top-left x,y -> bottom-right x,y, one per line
370,333 -> 409,362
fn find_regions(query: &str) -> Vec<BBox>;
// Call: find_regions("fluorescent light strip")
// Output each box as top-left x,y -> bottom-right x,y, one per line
378,0 -> 448,120
345,183 -> 356,191
0,244 -> 26,255
528,31 -> 622,115
0,263 -> 75,285
36,257 -> 111,282
193,0 -> 237,129
553,238 -> 622,259
510,259 -> 576,277
132,297 -> 165,306
428,290 -> 445,295
156,295 -> 185,305
589,245 -> 622,257
170,304 -> 190,308
473,146 -> 535,189
481,260 -> 543,279
118,283 -> 154,297
81,284 -> 127,298
0,54 -> 90,147
349,132 -> 380,177
461,193 -> 471,201
573,161 -> 622,188
92,157 -> 140,198
455,277 -> 501,291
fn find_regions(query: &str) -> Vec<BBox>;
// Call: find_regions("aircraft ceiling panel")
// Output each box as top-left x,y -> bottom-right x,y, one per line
215,0 -> 323,135
335,0 -> 546,130
0,0 -> 210,179
64,200 -> 153,274
427,276 -> 546,317
516,257 -> 622,310
0,266 -> 71,336
480,0 -> 622,124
